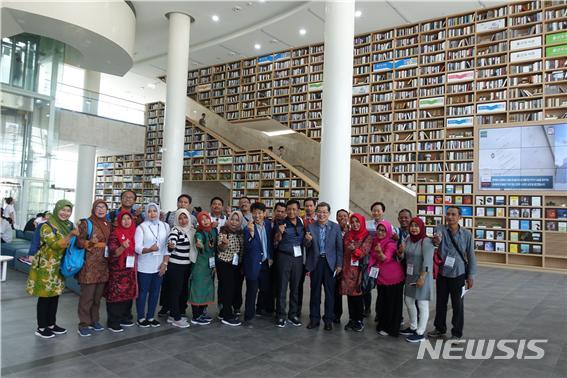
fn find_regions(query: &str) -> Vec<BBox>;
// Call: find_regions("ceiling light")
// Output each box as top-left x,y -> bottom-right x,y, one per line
299,28 -> 306,36
211,15 -> 219,22
355,10 -> 362,18
147,83 -> 156,89
254,43 -> 261,50
263,130 -> 295,137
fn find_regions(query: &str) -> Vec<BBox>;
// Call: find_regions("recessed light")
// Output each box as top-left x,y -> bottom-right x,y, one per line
254,43 -> 261,50
211,15 -> 219,22
299,28 -> 306,36
147,83 -> 156,89
355,10 -> 362,18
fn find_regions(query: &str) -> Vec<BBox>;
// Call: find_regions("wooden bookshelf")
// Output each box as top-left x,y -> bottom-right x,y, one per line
176,1 -> 567,271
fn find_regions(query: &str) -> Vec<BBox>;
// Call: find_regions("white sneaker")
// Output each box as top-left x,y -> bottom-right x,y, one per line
167,316 -> 175,324
171,319 -> 190,328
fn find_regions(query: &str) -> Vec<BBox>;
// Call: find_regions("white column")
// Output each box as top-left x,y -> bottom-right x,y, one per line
319,1 -> 355,217
83,70 -> 101,114
160,12 -> 192,211
75,144 -> 97,220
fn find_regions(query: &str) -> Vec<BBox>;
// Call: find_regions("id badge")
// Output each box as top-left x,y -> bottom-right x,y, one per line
232,253 -> 239,266
293,245 -> 302,257
104,246 -> 109,258
126,255 -> 135,268
351,259 -> 359,267
209,257 -> 216,268
369,266 -> 380,279
406,263 -> 414,275
444,256 -> 455,268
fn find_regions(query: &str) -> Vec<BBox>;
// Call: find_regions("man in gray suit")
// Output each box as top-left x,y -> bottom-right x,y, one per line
304,202 -> 343,330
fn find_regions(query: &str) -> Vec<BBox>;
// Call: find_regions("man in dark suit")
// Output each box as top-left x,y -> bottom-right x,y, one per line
304,202 -> 343,330
243,202 -> 273,327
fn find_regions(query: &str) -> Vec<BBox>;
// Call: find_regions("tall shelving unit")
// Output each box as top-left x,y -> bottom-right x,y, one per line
179,0 -> 567,271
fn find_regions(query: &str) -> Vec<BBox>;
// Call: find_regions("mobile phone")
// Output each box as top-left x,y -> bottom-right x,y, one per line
409,282 -> 417,286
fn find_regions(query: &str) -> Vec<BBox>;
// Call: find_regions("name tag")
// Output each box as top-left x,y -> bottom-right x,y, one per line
369,266 -> 380,279
351,259 -> 359,267
104,247 -> 109,258
444,256 -> 456,268
153,251 -> 161,256
126,255 -> 135,268
209,257 -> 216,268
293,245 -> 302,257
232,253 -> 239,266
406,263 -> 414,275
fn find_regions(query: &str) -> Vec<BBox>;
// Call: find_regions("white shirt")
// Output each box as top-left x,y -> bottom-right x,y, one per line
135,221 -> 170,273
3,204 -> 15,227
0,219 -> 12,243
211,214 -> 226,232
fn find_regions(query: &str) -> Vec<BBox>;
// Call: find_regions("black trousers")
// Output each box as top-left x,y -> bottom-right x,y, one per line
297,267 -> 307,316
37,296 -> 59,329
107,300 -> 133,328
334,273 -> 343,321
159,268 -> 170,311
244,260 -> 271,321
347,295 -> 364,322
165,263 -> 192,320
434,274 -> 466,338
275,252 -> 303,319
376,282 -> 404,336
191,305 -> 206,319
216,259 -> 241,320
363,291 -> 372,313
309,256 -> 336,323
234,270 -> 244,312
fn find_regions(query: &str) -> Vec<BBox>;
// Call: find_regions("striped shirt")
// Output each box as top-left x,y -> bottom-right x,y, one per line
167,227 -> 192,265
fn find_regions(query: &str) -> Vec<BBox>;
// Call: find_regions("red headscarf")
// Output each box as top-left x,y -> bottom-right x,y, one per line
197,211 -> 213,232
113,210 -> 136,253
409,217 -> 427,243
344,213 -> 369,244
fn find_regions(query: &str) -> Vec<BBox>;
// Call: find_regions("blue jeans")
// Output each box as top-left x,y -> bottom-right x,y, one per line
136,272 -> 162,320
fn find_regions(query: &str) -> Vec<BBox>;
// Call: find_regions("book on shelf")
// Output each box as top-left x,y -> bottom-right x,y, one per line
521,208 -> 531,218
475,229 -> 485,239
476,207 -> 485,217
559,222 -> 567,232
546,208 -> 557,219
510,208 -> 520,218
486,230 -> 494,240
558,209 -> 567,219
485,196 -> 494,205
509,196 -> 519,206
510,232 -> 519,242
476,196 -> 484,205
475,241 -> 484,251
532,220 -> 541,231
495,242 -> 505,252
520,196 -> 530,206
484,242 -> 494,252
532,245 -> 542,255
531,208 -> 541,219
495,196 -> 505,205
509,244 -> 519,253
496,231 -> 505,241
532,197 -> 542,207
496,208 -> 505,218
520,220 -> 530,230
510,219 -> 520,230
486,208 -> 495,217
546,221 -> 558,231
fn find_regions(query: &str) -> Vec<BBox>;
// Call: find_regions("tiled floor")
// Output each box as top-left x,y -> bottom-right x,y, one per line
1,267 -> 566,378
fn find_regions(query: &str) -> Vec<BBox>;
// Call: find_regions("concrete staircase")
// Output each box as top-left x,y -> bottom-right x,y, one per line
185,97 -> 416,219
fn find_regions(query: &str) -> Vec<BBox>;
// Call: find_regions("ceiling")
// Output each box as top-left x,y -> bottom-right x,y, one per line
130,0 -> 504,79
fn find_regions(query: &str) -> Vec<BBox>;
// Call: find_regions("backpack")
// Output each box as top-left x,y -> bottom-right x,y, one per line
60,219 -> 93,277
28,222 -> 56,256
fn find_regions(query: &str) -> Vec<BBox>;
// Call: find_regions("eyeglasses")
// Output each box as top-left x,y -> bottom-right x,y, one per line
95,205 -> 107,210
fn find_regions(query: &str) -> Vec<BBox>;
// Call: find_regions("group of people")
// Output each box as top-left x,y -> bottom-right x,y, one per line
25,190 -> 477,343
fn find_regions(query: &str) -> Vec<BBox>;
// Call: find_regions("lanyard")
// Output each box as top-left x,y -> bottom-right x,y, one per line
147,223 -> 160,243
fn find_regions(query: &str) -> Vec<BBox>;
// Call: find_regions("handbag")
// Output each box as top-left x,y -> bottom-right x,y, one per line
433,248 -> 443,280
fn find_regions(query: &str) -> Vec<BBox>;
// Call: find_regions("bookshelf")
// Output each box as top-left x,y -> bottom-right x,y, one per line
178,1 -> 567,271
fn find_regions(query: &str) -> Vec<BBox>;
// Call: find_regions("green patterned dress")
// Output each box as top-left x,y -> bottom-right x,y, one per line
26,223 -> 67,297
188,229 -> 217,305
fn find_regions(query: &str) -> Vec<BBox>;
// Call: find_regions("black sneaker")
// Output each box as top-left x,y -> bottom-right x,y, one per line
148,318 -> 161,327
427,329 -> 446,338
221,318 -> 242,327
120,321 -> 134,327
48,325 -> 67,335
109,325 -> 124,333
344,320 -> 354,331
400,327 -> 415,336
157,308 -> 169,318
352,321 -> 364,332
137,319 -> 150,328
35,328 -> 55,339
275,318 -> 286,328
288,316 -> 302,327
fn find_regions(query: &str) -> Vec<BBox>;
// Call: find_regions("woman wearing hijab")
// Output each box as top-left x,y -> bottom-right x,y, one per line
26,199 -> 79,338
105,211 -> 138,332
134,203 -> 170,328
76,199 -> 111,337
369,220 -> 405,337
164,208 -> 197,329
398,217 -> 434,343
188,211 -> 217,325
340,213 -> 373,332
216,211 -> 244,326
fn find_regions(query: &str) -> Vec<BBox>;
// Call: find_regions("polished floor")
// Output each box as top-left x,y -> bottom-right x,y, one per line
1,267 -> 566,378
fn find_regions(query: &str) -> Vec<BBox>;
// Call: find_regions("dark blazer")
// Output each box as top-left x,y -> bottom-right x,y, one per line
243,220 -> 273,281
304,221 -> 343,273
